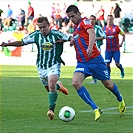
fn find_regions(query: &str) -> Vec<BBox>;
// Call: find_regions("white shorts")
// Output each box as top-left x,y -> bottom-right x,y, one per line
38,63 -> 61,86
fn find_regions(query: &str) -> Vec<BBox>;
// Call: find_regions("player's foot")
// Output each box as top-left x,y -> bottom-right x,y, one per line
119,99 -> 126,114
120,69 -> 125,78
94,108 -> 102,121
89,79 -> 97,84
57,81 -> 69,95
47,110 -> 55,120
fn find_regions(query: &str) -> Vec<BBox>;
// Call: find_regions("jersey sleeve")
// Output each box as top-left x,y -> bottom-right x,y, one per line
118,26 -> 124,35
22,32 -> 36,45
98,26 -> 106,38
82,18 -> 93,30
53,30 -> 72,41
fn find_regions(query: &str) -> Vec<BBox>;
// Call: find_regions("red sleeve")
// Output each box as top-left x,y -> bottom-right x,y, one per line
81,18 -> 93,30
116,25 -> 121,33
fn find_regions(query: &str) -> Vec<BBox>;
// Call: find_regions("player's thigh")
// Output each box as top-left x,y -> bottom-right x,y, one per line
74,62 -> 92,77
113,51 -> 120,63
72,72 -> 85,84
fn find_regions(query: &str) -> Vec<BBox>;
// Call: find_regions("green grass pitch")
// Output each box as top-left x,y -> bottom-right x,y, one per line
0,65 -> 133,133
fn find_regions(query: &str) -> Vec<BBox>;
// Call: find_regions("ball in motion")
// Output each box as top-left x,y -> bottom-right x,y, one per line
59,106 -> 75,122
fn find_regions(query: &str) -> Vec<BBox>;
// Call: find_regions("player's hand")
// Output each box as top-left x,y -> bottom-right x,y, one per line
0,42 -> 7,47
117,44 -> 122,47
55,40 -> 66,44
70,37 -> 74,47
86,47 -> 93,57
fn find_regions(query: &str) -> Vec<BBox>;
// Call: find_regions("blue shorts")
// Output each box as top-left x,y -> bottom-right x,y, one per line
105,51 -> 120,64
74,55 -> 110,80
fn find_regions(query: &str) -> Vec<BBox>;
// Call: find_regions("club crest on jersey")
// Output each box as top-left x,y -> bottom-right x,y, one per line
41,42 -> 53,51
113,28 -> 116,32
83,19 -> 91,25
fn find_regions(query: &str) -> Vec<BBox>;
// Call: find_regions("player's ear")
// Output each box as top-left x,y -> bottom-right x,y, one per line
77,11 -> 81,15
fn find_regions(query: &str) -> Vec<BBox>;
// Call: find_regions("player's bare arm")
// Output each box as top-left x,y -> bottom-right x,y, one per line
119,33 -> 125,47
96,36 -> 105,41
1,41 -> 24,47
86,28 -> 96,56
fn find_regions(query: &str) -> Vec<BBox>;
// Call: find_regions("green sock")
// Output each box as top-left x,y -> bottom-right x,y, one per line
48,91 -> 58,112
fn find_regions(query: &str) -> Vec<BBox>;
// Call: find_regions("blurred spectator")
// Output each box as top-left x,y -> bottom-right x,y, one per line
113,3 -> 122,26
25,2 -> 34,26
67,20 -> 74,34
89,4 -> 97,17
97,5 -> 105,27
18,8 -> 25,30
3,5 -> 13,27
33,14 -> 42,30
51,3 -> 56,19
0,8 -> 4,30
49,16 -> 59,30
27,20 -> 34,33
54,3 -> 62,29
110,6 -> 114,15
60,3 -> 68,25
122,17 -> 133,32
60,21 -> 68,34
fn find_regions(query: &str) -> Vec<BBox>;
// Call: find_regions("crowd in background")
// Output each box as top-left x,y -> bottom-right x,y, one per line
0,1 -> 133,34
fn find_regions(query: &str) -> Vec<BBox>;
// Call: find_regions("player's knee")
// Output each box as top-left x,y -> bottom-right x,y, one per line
72,80 -> 80,90
115,63 -> 120,67
48,82 -> 56,91
105,82 -> 114,90
103,80 -> 114,90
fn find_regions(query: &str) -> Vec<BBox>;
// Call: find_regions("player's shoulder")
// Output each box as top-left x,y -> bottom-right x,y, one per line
51,29 -> 65,36
113,25 -> 122,31
51,29 -> 59,34
31,30 -> 41,35
82,17 -> 91,25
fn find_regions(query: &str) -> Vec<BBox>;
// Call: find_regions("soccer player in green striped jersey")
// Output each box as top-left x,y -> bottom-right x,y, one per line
89,15 -> 106,84
1,16 -> 72,120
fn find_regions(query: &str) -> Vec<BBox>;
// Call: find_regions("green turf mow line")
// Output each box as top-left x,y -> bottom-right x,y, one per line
80,105 -> 133,113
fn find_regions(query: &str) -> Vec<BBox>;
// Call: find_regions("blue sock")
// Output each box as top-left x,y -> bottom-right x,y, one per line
107,66 -> 111,77
77,86 -> 98,110
119,64 -> 124,72
110,83 -> 122,102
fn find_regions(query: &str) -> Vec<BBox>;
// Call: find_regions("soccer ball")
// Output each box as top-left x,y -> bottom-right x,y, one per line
59,106 -> 75,122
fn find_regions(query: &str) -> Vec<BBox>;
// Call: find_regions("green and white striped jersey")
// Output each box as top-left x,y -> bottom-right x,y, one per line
94,25 -> 106,48
22,29 -> 71,69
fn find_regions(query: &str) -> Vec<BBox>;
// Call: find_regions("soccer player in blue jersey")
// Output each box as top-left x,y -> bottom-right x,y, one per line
89,15 -> 106,84
1,16 -> 72,120
65,5 -> 126,121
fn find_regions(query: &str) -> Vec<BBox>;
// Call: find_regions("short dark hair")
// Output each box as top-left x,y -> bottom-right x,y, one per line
107,15 -> 113,18
90,15 -> 96,20
37,16 -> 50,25
66,5 -> 79,14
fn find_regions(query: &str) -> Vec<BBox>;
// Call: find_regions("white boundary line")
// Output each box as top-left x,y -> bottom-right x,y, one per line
80,106 -> 133,114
